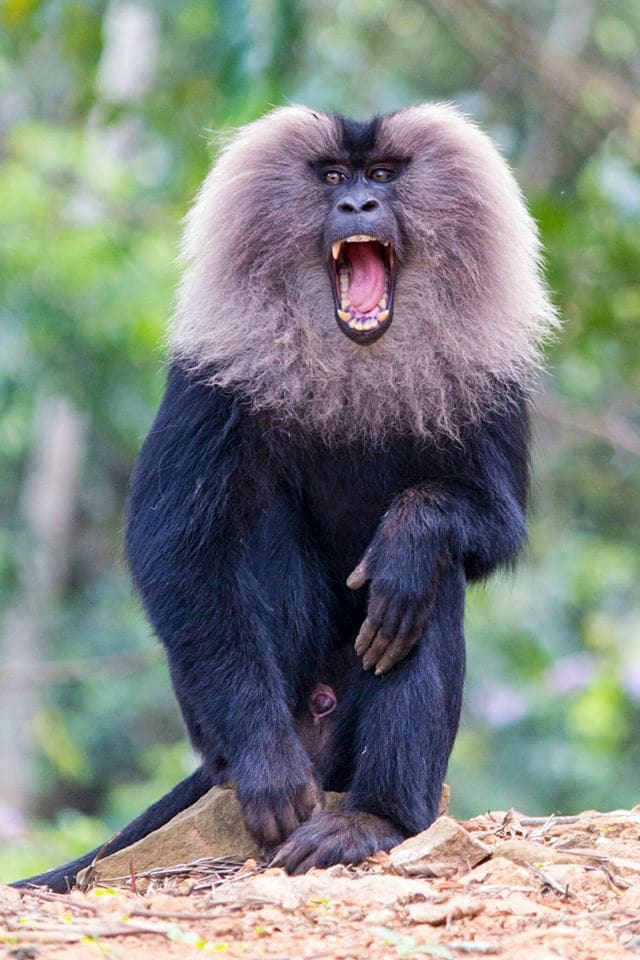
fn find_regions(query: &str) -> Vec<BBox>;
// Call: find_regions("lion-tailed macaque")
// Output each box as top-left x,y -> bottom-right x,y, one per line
15,103 -> 557,887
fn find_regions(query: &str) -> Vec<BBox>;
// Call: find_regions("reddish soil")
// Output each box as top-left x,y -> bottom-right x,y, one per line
3,808 -> 640,960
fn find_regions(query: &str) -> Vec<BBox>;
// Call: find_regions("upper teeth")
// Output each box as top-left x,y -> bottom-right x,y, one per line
331,236 -> 390,259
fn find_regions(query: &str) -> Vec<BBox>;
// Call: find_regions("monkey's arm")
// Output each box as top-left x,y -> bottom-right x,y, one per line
125,364 -> 319,849
349,391 -> 529,674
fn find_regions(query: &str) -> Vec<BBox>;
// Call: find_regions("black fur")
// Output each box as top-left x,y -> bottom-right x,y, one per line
335,114 -> 380,162
15,361 -> 529,887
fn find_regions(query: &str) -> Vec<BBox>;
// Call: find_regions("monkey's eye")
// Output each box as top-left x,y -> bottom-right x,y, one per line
369,167 -> 395,183
324,169 -> 346,185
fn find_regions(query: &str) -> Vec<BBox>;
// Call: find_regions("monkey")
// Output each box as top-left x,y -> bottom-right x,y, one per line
14,102 -> 557,888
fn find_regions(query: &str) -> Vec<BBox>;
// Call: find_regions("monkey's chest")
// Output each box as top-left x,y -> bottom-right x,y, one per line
297,441 -> 431,572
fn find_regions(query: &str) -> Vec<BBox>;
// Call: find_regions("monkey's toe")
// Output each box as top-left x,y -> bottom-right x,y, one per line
271,810 -> 404,874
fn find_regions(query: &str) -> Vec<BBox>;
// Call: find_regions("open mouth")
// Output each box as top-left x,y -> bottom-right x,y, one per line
330,235 -> 396,345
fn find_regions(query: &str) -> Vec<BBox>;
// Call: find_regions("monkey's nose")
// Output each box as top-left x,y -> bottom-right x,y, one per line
337,195 -> 380,215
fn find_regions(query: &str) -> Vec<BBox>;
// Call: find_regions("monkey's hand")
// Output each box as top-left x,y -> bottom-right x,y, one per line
348,524 -> 447,675
235,740 -> 322,851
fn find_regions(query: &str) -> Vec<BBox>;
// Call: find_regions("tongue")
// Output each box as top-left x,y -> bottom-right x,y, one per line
346,242 -> 385,314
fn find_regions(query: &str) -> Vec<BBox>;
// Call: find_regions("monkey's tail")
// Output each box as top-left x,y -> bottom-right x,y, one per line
12,766 -> 212,893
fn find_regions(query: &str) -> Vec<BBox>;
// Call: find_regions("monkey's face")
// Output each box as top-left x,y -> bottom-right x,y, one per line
174,104 -> 556,441
319,163 -> 403,345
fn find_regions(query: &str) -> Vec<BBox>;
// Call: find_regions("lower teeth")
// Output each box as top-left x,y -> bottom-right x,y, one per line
349,317 -> 379,331
338,289 -> 390,333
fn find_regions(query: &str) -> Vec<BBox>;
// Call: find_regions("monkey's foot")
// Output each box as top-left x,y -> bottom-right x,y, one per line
271,810 -> 404,874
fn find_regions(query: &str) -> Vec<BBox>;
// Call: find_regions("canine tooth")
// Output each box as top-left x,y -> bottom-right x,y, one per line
337,309 -> 351,322
378,310 -> 389,322
332,241 -> 342,260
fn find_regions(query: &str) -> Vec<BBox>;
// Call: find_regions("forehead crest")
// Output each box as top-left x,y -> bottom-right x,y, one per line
334,115 -> 380,161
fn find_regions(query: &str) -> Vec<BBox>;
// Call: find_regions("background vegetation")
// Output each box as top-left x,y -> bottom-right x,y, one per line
1,0 -> 639,881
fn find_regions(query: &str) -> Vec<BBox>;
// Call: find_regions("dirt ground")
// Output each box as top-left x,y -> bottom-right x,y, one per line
3,807 -> 640,960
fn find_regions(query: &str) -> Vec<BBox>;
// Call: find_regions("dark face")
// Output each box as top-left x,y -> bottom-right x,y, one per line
316,117 -> 406,346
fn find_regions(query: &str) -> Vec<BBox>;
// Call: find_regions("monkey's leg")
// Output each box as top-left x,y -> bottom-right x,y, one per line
126,367 -> 333,851
133,511 -> 330,851
12,766 -> 212,891
274,564 -> 465,873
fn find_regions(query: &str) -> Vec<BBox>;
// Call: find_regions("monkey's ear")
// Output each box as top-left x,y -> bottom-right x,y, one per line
346,558 -> 370,590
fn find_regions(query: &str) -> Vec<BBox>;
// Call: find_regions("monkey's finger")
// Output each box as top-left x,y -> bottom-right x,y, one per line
244,805 -> 280,850
275,801 -> 305,843
374,630 -> 421,675
374,607 -> 427,674
396,606 -> 424,644
380,603 -> 407,642
346,559 -> 369,590
355,592 -> 388,656
362,631 -> 393,671
354,616 -> 380,657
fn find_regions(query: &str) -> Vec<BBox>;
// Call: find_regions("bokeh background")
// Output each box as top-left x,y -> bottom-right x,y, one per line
1,0 -> 639,882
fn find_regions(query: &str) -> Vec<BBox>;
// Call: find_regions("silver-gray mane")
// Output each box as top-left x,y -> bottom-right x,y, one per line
171,103 -> 558,442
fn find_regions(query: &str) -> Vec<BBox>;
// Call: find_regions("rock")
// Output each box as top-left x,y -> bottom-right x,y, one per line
389,816 -> 491,878
77,783 -> 451,884
497,891 -> 562,917
406,894 -> 483,925
458,855 -> 531,887
620,885 -> 640,910
493,838 -> 640,881
77,786 -> 351,884
535,863 -> 612,900
439,783 -> 451,815
363,908 -> 398,925
220,870 -> 433,910
492,839 -> 569,867
78,785 -> 261,883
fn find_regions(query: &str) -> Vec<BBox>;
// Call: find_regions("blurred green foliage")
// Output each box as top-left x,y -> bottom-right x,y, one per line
1,0 -> 639,880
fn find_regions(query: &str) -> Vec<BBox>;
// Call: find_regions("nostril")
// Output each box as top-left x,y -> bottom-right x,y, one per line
337,196 -> 380,215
